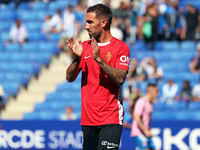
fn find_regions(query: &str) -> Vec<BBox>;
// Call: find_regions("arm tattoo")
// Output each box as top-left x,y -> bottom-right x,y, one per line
96,58 -> 128,86
66,57 -> 81,82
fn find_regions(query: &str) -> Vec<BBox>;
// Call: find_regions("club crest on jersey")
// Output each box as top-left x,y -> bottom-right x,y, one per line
106,52 -> 112,61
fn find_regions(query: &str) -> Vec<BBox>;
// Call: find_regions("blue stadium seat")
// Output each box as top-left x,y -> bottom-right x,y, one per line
22,42 -> 38,51
2,82 -> 21,95
170,101 -> 186,110
154,42 -> 163,51
0,74 -> 6,82
32,2 -> 47,10
36,11 -> 47,21
179,73 -> 199,82
23,112 -> 40,120
0,22 -> 12,31
50,34 -> 61,41
169,112 -> 191,120
27,53 -> 51,65
188,102 -> 200,110
48,1 -> 70,10
163,73 -> 177,81
131,52 -> 146,61
0,53 -> 9,61
166,62 -> 188,72
10,63 -> 40,75
138,82 -> 149,93
39,111 -> 60,120
0,62 -> 11,72
180,52 -> 193,61
0,2 -> 15,10
17,2 -> 30,10
9,53 -> 28,61
193,112 -> 200,120
38,42 -> 56,53
6,73 -> 29,85
152,111 -> 172,120
130,41 -> 145,51
160,63 -> 173,72
75,111 -> 81,119
0,32 -> 9,42
180,41 -> 196,51
153,52 -> 169,62
26,22 -> 41,31
163,42 -> 179,51
56,82 -> 81,92
0,43 -> 3,50
154,102 -> 169,110
28,32 -> 47,41
0,11 -> 15,20
5,44 -> 20,51
48,1 -> 61,11
17,11 -> 37,21
45,92 -> 81,102
34,103 -> 66,112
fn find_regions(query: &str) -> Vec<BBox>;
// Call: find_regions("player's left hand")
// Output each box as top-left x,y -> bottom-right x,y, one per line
91,37 -> 101,62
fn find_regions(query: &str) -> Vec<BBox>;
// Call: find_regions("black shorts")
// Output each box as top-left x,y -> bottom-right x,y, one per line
82,124 -> 122,150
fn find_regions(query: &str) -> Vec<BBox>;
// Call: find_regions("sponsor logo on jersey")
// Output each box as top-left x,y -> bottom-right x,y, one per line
120,55 -> 130,63
106,52 -> 112,61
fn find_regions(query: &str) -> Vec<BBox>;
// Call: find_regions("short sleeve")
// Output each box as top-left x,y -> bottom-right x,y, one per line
133,99 -> 145,116
115,43 -> 130,71
79,43 -> 85,70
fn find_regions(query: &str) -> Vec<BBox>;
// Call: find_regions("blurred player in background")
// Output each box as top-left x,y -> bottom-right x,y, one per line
66,3 -> 130,150
131,83 -> 159,150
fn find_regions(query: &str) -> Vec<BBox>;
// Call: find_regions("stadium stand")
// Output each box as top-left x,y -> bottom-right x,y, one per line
0,0 -> 200,122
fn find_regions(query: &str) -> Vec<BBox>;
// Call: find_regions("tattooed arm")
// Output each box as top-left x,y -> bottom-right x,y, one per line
66,38 -> 83,82
96,58 -> 127,86
91,37 -> 128,86
66,56 -> 81,82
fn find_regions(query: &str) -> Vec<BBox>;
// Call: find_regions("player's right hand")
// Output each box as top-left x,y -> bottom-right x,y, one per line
67,38 -> 83,58
143,129 -> 153,137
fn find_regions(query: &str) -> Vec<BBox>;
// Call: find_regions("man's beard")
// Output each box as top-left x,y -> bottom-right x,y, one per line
88,31 -> 100,40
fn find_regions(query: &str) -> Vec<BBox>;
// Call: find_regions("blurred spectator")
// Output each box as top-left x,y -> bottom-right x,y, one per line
113,1 -> 130,41
163,0 -> 182,41
142,3 -> 162,50
110,26 -> 123,41
129,88 -> 143,117
123,85 -> 143,116
161,79 -> 178,105
87,0 -> 104,7
185,4 -> 200,41
74,4 -> 85,38
60,106 -> 77,121
178,7 -> 187,40
176,80 -> 192,101
4,18 -> 28,45
192,81 -> 200,101
136,0 -> 148,40
123,84 -> 135,102
127,2 -> 137,44
127,58 -> 146,85
50,9 -> 63,34
190,44 -> 200,73
41,15 -> 52,38
0,84 -> 5,114
103,0 -> 110,7
141,57 -> 163,83
59,5 -> 78,59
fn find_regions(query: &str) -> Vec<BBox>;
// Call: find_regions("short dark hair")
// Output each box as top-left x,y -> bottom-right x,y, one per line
86,3 -> 113,28
147,83 -> 157,90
